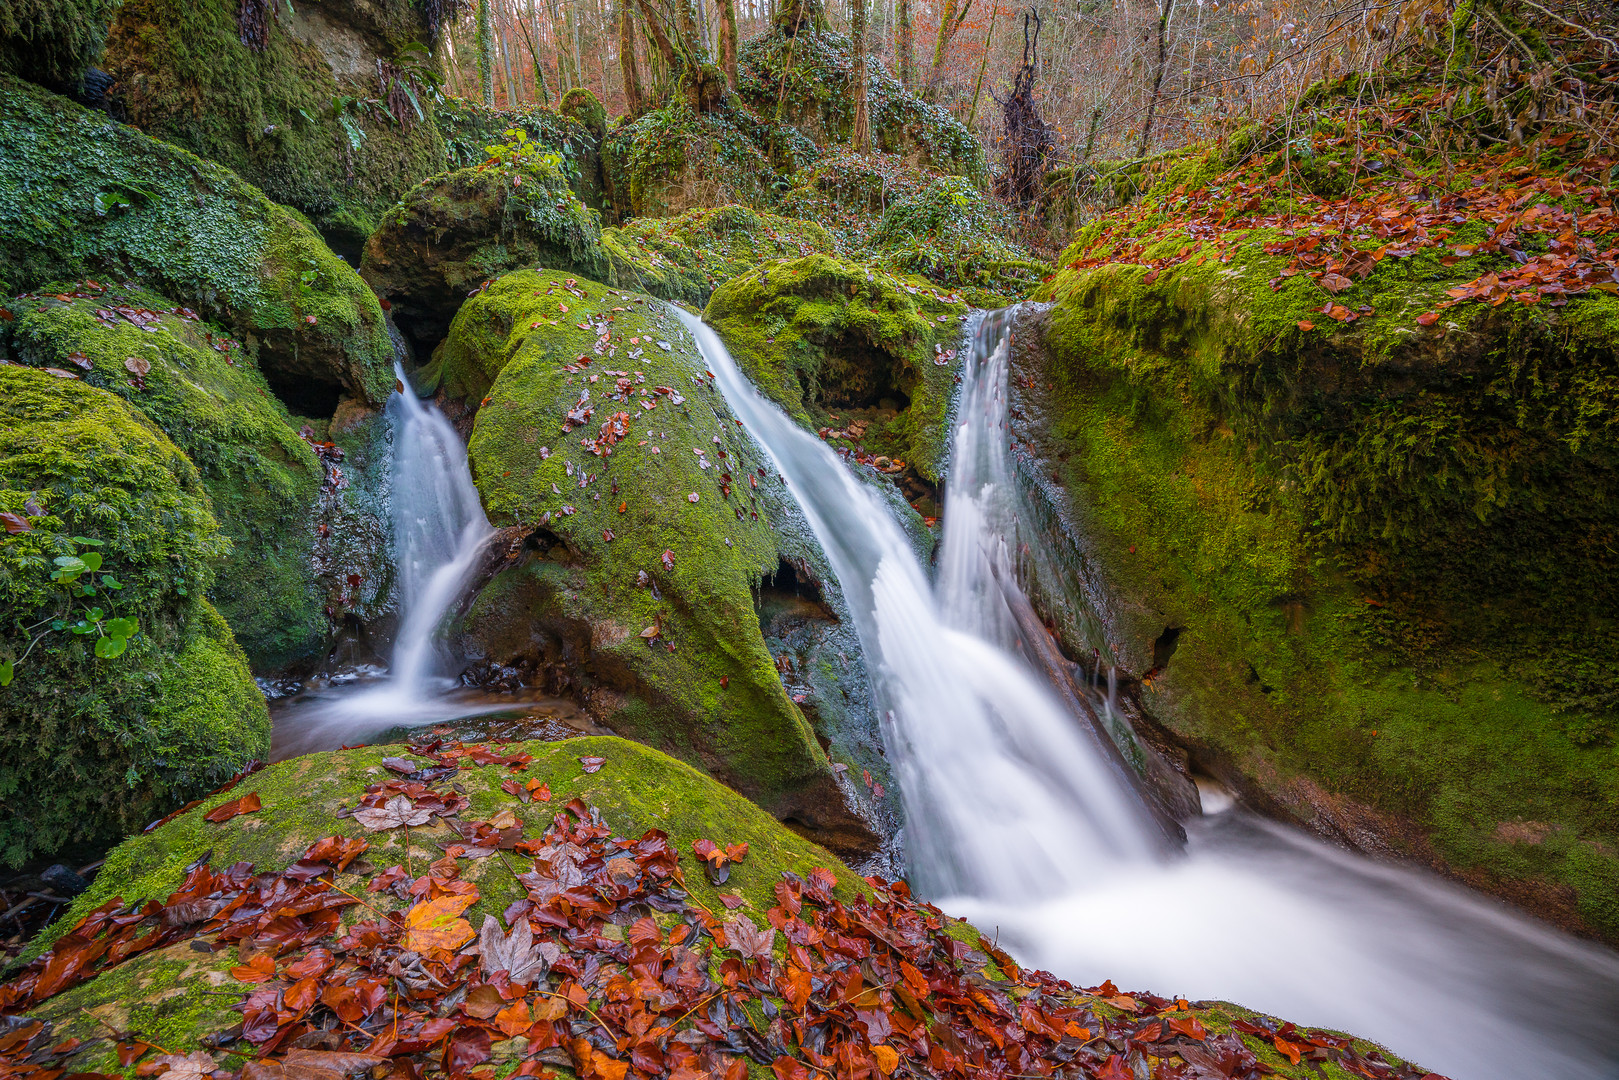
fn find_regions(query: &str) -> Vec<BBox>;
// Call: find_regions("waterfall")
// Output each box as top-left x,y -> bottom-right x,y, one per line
271,365 -> 497,755
680,308 -> 1619,1080
386,362 -> 493,695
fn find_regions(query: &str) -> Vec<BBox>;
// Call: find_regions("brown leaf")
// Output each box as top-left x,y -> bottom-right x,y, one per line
1319,273 -> 1354,293
204,791 -> 261,823
352,795 -> 433,831
579,756 -> 606,773
724,915 -> 776,960
1416,311 -> 1441,326
1296,320 -> 1314,332
0,512 -> 32,534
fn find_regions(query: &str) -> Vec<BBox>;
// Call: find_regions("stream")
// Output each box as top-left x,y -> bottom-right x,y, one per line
679,308 -> 1619,1080
274,313 -> 1619,1079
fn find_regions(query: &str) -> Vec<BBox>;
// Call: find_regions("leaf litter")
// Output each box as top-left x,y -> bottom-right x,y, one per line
0,741 -> 1446,1080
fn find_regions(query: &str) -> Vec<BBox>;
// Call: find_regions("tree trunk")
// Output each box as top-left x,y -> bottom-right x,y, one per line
896,0 -> 913,87
633,0 -> 680,75
570,0 -> 584,90
850,0 -> 870,151
620,0 -> 646,113
477,0 -> 496,105
718,0 -> 739,85
926,0 -> 971,100
1136,0 -> 1174,157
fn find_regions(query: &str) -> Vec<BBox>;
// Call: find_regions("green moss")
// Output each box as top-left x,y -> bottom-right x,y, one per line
559,86 -> 607,140
601,103 -> 774,220
0,366 -> 268,867
434,270 -> 870,853
736,23 -> 983,181
436,96 -> 604,210
704,253 -> 969,483
361,136 -> 607,349
0,0 -> 120,88
3,284 -> 327,668
100,0 -> 446,245
599,204 -> 835,307
0,75 -> 395,404
1024,200 -> 1619,938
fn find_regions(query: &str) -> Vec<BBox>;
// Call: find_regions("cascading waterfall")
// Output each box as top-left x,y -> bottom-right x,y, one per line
271,365 -> 498,756
680,308 -> 1619,1080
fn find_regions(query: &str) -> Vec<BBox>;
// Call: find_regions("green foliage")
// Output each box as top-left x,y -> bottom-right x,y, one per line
99,0 -> 446,244
0,0 -> 120,88
0,367 -> 267,867
559,86 -> 607,139
436,95 -> 603,208
736,22 -> 983,181
0,75 -> 395,403
2,284 -> 328,668
601,103 -> 775,220
705,254 -> 969,482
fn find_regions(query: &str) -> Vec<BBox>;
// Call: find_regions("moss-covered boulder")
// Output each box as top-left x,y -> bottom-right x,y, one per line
10,736 -> 1428,1080
437,95 -> 606,212
98,0 -> 449,249
600,204 -> 835,307
0,0 -> 120,90
737,7 -> 982,181
0,75 -> 396,408
422,269 -> 879,858
0,366 -> 269,867
1014,134 -> 1619,939
361,131 -> 608,352
705,254 -> 969,487
601,103 -> 775,220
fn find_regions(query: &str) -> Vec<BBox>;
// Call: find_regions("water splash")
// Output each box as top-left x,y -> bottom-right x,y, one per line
683,308 -> 1619,1079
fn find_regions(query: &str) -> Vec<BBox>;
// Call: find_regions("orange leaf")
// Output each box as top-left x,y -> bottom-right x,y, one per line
493,1001 -> 531,1038
1416,311 -> 1440,326
871,1045 -> 899,1074
204,791 -> 262,823
1296,320 -> 1314,332
230,952 -> 277,983
403,893 -> 478,953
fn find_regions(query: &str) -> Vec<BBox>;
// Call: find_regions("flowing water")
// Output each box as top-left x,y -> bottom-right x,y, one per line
678,308 -> 1619,1080
271,365 -> 516,757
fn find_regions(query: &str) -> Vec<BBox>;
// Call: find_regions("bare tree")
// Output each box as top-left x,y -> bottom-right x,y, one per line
719,0 -> 740,84
1136,0 -> 1175,156
620,0 -> 647,112
926,0 -> 974,100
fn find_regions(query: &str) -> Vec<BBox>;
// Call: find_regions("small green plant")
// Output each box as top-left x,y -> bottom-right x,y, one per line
297,258 -> 322,297
481,128 -> 563,173
1,536 -> 139,686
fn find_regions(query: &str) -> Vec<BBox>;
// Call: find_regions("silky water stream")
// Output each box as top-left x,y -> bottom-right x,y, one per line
677,308 -> 1619,1080
271,365 -> 584,757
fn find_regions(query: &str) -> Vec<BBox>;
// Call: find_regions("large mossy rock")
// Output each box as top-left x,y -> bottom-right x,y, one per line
1019,156 -> 1619,939
361,137 -> 608,353
737,6 -> 982,182
12,737 -> 1424,1080
0,75 -> 396,409
0,281 -> 397,670
0,0 -> 120,90
601,104 -> 775,221
0,367 -> 269,867
704,254 -> 969,485
438,96 -> 606,212
600,204 -> 836,308
98,0 -> 448,249
424,269 -> 879,858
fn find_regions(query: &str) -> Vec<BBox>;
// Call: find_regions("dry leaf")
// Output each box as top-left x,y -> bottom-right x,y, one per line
352,795 -> 433,831
403,894 -> 477,953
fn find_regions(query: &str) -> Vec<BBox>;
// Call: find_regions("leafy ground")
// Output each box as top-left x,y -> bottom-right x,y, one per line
0,739 -> 1438,1080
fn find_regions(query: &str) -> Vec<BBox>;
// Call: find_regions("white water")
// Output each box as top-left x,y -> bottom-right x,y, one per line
273,365 -> 501,756
680,308 -> 1619,1080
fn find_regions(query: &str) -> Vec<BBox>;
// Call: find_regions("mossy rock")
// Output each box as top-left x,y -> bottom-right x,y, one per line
361,141 -> 608,352
0,366 -> 269,868
704,253 -> 970,484
18,736 -> 1426,1080
0,0 -> 120,89
0,283 -> 333,670
0,75 -> 396,408
437,95 -> 606,212
99,0 -> 448,249
559,86 -> 607,141
601,103 -> 775,221
737,20 -> 983,181
1016,189 -> 1619,939
599,204 -> 836,308
425,268 -> 879,859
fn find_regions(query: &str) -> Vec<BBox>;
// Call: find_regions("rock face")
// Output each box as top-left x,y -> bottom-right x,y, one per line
97,0 -> 448,249
736,0 -> 983,182
601,104 -> 775,221
0,367 -> 269,867
427,269 -> 882,859
361,136 -> 609,354
0,75 -> 397,409
1016,161 -> 1619,940
0,0 -> 121,91
705,254 -> 969,490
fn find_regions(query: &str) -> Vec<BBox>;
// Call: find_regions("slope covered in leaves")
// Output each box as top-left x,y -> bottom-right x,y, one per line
0,738 -> 1438,1080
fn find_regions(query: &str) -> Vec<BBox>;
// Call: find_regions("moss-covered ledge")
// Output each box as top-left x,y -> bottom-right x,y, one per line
0,75 -> 396,406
